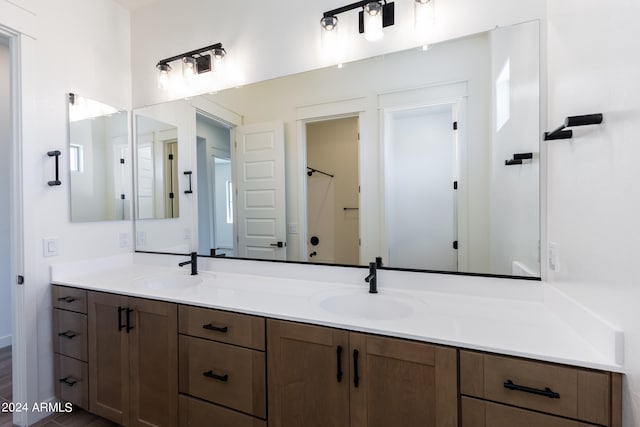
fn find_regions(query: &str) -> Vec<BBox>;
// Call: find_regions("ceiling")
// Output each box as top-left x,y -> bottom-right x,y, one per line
113,0 -> 158,11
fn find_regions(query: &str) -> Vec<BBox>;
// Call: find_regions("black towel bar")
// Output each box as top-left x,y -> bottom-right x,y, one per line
544,113 -> 603,141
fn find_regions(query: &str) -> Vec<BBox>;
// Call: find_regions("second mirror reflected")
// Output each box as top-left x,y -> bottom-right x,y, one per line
134,20 -> 541,278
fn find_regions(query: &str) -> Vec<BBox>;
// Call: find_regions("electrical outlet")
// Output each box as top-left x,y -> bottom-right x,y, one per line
288,223 -> 298,234
136,231 -> 146,246
43,238 -> 59,257
184,227 -> 192,240
119,233 -> 131,248
548,242 -> 559,272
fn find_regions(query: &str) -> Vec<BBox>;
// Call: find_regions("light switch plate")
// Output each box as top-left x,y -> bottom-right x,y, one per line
43,238 -> 59,257
119,233 -> 131,248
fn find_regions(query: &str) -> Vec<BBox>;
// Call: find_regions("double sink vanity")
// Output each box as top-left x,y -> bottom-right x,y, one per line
50,252 -> 623,427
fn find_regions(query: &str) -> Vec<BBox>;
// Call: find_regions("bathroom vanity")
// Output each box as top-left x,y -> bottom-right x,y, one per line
50,254 -> 623,427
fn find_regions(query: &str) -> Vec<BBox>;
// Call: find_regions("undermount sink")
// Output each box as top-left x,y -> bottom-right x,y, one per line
132,273 -> 202,291
317,290 -> 416,320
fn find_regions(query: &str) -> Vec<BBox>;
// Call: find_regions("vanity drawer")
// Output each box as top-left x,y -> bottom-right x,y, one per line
178,305 -> 265,350
178,395 -> 266,427
460,351 -> 611,425
53,309 -> 87,361
461,397 -> 584,427
179,335 -> 266,418
55,354 -> 88,410
52,286 -> 88,314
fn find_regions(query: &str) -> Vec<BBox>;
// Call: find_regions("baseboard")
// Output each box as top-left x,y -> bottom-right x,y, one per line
0,334 -> 11,349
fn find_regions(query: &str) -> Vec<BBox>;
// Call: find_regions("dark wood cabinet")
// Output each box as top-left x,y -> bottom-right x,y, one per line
52,286 -> 89,410
267,320 -> 458,427
88,291 -> 177,427
268,320 -> 350,427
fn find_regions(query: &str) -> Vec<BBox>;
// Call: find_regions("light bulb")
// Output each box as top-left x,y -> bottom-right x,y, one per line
156,63 -> 171,90
183,56 -> 196,81
320,15 -> 338,32
364,2 -> 383,41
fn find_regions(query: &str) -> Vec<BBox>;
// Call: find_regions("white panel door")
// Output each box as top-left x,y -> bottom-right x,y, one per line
385,105 -> 457,271
233,121 -> 286,260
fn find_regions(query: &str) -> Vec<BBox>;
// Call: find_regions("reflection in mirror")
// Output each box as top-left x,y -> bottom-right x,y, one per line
133,20 -> 540,278
135,115 -> 179,219
68,94 -> 130,222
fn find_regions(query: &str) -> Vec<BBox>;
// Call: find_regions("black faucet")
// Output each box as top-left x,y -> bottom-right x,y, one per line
365,262 -> 377,294
178,252 -> 198,275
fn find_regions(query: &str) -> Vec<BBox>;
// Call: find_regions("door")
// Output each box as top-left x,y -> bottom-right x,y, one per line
128,297 -> 178,427
267,320 -> 349,427
385,105 -> 458,270
233,121 -> 287,260
88,292 -> 129,425
349,333 -> 458,427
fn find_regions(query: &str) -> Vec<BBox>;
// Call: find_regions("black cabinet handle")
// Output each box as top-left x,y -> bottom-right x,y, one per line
57,296 -> 76,303
503,380 -> 560,399
203,370 -> 229,382
57,331 -> 77,339
353,349 -> 359,388
126,308 -> 134,333
337,346 -> 343,383
59,377 -> 77,387
47,150 -> 62,186
118,307 -> 125,332
202,323 -> 228,333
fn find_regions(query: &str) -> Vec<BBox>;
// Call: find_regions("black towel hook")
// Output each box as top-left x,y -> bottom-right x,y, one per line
544,113 -> 603,141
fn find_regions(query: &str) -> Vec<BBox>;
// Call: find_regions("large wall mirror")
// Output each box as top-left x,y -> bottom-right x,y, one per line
133,20 -> 541,278
67,93 -> 130,222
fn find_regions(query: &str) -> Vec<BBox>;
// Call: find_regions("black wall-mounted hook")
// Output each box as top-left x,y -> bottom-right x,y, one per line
184,171 -> 193,194
505,152 -> 533,166
544,113 -> 603,141
47,150 -> 62,186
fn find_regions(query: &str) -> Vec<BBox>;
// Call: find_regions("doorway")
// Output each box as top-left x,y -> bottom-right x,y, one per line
305,117 -> 360,265
384,103 -> 459,271
195,113 -> 234,257
0,36 -> 11,414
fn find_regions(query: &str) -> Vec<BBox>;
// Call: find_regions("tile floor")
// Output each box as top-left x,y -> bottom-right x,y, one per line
0,347 -> 118,427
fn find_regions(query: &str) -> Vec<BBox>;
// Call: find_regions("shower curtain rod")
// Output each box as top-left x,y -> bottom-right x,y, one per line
307,166 -> 334,178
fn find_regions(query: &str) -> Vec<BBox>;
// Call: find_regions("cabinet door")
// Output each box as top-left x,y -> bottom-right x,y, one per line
267,320 -> 349,427
128,297 -> 178,427
88,291 -> 129,425
349,333 -> 458,427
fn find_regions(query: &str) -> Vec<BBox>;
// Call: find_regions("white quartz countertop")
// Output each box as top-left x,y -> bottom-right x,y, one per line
50,254 -> 624,372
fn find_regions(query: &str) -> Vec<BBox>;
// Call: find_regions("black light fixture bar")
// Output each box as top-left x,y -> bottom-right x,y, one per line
324,0 -> 375,18
156,42 -> 224,66
323,0 -> 395,33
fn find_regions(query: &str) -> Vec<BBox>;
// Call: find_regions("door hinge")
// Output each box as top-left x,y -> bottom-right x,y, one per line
17,275 -> 24,285
169,192 -> 174,199
453,181 -> 458,190
453,121 -> 458,131
121,194 -> 126,200
453,241 -> 458,250
168,153 -> 174,160
120,158 -> 125,164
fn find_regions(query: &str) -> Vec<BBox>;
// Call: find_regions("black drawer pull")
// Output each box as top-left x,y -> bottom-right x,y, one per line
126,308 -> 134,333
57,296 -> 76,303
202,323 -> 228,333
203,370 -> 229,382
59,377 -> 77,387
504,380 -> 560,399
353,349 -> 359,388
337,345 -> 343,383
118,307 -> 125,331
57,331 -> 77,339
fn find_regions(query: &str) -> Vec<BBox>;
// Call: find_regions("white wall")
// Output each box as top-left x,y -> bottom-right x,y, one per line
546,1 -> 640,424
0,40 -> 11,348
1,0 -> 132,423
130,0 -> 544,107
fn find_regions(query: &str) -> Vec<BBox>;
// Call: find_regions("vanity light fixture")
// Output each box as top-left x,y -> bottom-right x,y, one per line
321,1 -> 394,41
156,43 -> 226,90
